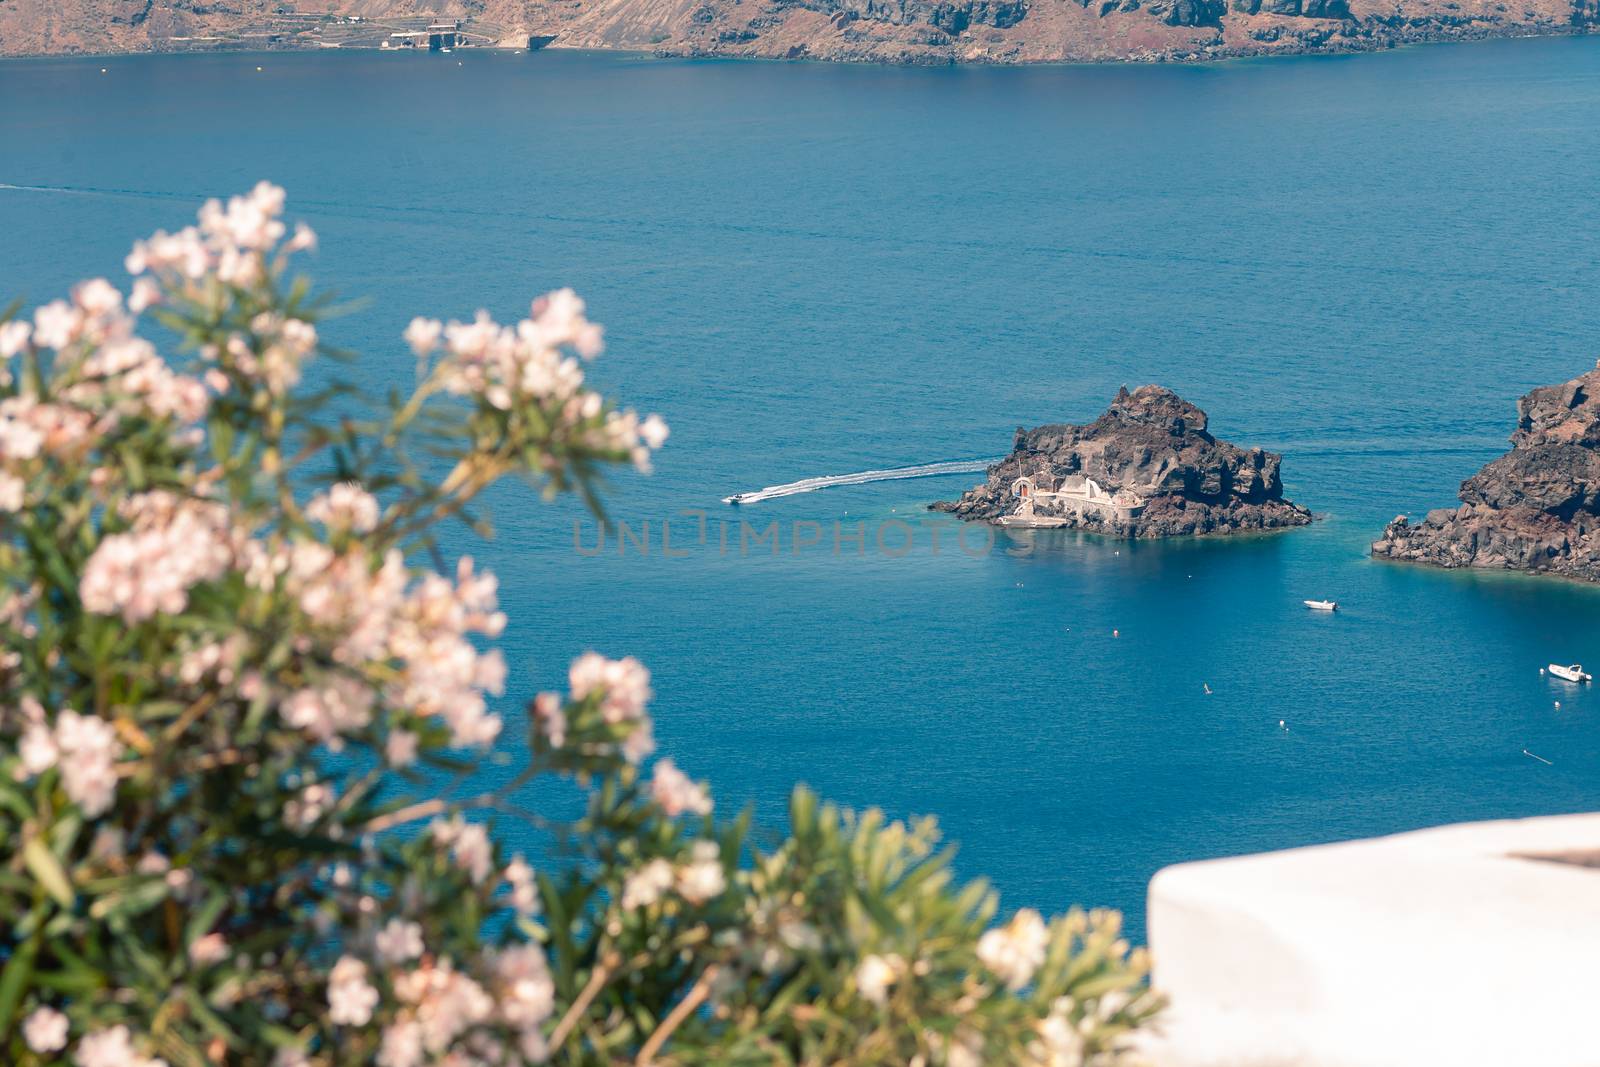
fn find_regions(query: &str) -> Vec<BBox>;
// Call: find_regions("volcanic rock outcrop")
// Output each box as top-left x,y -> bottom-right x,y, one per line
1373,362 -> 1600,581
933,385 -> 1312,537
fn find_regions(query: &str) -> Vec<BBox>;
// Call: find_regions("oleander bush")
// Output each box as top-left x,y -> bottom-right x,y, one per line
0,185 -> 1159,1066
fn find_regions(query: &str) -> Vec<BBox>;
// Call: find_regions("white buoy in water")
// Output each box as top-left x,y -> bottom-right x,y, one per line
1112,629 -> 1119,638
1555,701 -> 1562,710
1540,667 -> 1547,675
1278,719 -> 1286,730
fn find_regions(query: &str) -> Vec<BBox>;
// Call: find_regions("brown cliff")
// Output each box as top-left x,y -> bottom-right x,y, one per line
2,0 -> 1596,62
1373,362 -> 1600,582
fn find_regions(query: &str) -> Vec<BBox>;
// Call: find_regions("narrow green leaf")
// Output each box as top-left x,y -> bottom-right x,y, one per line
23,838 -> 73,907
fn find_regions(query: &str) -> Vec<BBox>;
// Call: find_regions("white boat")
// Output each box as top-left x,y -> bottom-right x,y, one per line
1303,599 -> 1337,612
722,492 -> 758,506
1549,663 -> 1592,683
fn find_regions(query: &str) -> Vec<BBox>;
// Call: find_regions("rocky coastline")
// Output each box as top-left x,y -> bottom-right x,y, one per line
933,385 -> 1312,538
1,0 -> 1595,64
1373,362 -> 1600,582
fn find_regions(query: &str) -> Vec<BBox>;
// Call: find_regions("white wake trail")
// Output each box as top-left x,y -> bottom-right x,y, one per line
723,459 -> 999,505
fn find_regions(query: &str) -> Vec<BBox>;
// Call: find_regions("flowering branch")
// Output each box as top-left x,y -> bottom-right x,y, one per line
0,184 -> 1158,1067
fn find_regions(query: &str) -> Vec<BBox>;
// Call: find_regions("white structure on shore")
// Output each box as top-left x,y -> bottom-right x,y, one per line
998,472 -> 1147,527
1142,812 -> 1600,1067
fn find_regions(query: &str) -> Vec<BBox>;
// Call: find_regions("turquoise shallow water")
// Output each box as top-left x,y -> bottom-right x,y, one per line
5,39 -> 1600,935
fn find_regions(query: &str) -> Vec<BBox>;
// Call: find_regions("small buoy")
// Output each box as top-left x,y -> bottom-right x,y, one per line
1278,719 -> 1286,730
1112,629 -> 1119,638
1540,667 -> 1547,675
1114,549 -> 1120,556
1555,700 -> 1562,709
100,67 -> 108,73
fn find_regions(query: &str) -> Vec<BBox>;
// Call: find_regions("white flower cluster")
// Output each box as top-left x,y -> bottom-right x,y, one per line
568,651 -> 654,763
126,180 -> 313,290
619,841 -> 726,912
976,908 -> 1050,991
854,953 -> 903,1007
431,814 -> 494,885
15,699 -> 124,817
649,757 -> 711,817
79,491 -> 236,623
208,312 -> 318,396
0,276 -> 211,514
504,855 -> 539,916
328,955 -> 381,1026
404,290 -> 667,472
307,481 -> 382,533
251,539 -> 506,750
72,1024 -> 168,1067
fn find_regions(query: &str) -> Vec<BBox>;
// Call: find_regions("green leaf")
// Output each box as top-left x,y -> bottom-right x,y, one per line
23,838 -> 74,908
0,919 -> 40,1039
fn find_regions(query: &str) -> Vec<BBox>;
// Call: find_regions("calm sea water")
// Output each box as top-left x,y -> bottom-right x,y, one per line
5,39 -> 1600,935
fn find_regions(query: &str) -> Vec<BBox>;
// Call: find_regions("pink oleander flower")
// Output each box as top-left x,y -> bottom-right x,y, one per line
492,943 -> 555,1032
532,692 -> 566,748
281,675 -> 375,747
621,859 -> 674,911
0,471 -> 23,511
675,840 -> 726,905
327,956 -> 379,1027
23,1006 -> 68,1053
79,493 -> 235,624
504,856 -> 539,916
307,482 -> 381,533
378,1019 -> 425,1067
405,316 -> 443,357
391,959 -> 494,1054
50,709 -> 123,817
74,1025 -> 167,1067
650,757 -> 711,817
385,728 -> 419,767
376,919 -> 425,965
0,319 -> 30,358
431,814 -> 494,884
189,932 -> 229,967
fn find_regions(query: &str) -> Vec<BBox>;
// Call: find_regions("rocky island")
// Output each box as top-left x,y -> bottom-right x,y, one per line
933,385 -> 1312,537
1373,362 -> 1600,582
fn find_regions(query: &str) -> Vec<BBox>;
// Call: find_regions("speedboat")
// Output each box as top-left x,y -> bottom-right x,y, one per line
1549,663 -> 1592,683
722,492 -> 758,506
1303,599 -> 1337,612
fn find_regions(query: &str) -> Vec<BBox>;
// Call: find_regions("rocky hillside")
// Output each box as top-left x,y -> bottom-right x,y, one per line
1,0 -> 1596,61
1374,362 -> 1600,581
933,385 -> 1313,537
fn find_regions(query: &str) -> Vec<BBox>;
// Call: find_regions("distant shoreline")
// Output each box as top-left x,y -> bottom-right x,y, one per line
2,12 -> 1595,67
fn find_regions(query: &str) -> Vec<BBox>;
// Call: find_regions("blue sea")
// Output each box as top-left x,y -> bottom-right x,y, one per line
5,38 -> 1600,936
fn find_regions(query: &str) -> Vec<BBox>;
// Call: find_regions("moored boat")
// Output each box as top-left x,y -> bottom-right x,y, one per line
1303,599 -> 1337,611
1549,663 -> 1591,683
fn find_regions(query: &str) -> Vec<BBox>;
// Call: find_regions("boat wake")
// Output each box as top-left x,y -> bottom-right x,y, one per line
723,459 -> 998,505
